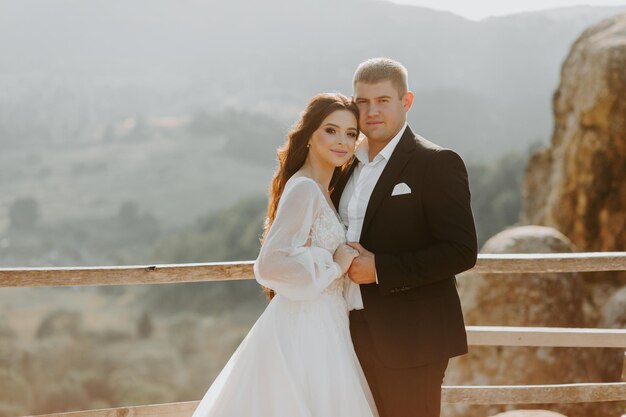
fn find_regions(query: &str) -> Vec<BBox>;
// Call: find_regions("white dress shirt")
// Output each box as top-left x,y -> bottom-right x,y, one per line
339,122 -> 408,309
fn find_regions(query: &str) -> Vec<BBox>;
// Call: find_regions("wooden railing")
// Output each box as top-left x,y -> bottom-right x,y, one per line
3,252 -> 626,288
2,252 -> 625,416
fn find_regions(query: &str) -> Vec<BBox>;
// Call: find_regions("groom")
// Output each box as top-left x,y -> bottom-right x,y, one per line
331,58 -> 478,417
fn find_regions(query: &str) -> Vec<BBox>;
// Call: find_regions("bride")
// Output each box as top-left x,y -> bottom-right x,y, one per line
191,93 -> 379,417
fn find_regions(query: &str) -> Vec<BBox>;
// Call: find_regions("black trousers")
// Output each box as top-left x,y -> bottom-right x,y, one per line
350,310 -> 449,417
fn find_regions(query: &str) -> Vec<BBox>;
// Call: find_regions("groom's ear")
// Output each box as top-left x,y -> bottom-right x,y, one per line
403,91 -> 414,112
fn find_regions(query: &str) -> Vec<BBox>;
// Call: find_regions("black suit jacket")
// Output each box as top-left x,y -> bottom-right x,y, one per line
331,126 -> 478,368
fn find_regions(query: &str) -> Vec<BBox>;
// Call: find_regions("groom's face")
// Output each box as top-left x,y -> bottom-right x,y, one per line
354,80 -> 412,145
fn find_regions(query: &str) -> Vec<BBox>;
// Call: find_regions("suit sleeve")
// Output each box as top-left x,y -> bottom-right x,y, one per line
375,149 -> 478,296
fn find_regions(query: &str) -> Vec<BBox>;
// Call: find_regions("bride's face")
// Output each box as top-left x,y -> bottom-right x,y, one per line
307,110 -> 358,168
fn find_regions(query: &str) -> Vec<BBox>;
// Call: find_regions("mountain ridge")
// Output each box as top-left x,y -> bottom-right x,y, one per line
1,1 -> 625,158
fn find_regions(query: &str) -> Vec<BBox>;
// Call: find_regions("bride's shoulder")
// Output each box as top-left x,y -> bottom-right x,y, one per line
285,175 -> 319,192
282,175 -> 323,202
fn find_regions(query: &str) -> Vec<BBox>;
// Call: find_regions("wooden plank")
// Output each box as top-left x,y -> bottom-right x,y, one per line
0,261 -> 256,288
25,383 -> 626,417
2,252 -> 626,288
467,326 -> 626,348
442,382 -> 626,404
470,252 -> 626,274
26,400 -> 200,417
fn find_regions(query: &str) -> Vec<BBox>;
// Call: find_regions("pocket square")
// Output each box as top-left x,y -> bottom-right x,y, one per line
391,182 -> 411,196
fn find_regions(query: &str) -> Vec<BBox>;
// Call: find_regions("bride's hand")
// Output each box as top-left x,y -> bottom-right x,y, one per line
333,244 -> 360,274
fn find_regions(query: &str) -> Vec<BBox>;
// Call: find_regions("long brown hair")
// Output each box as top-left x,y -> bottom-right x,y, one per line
261,93 -> 359,300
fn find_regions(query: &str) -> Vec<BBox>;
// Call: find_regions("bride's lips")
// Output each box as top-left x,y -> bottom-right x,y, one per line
331,149 -> 348,157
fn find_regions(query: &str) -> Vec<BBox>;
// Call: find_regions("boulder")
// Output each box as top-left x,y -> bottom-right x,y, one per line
443,226 -> 619,417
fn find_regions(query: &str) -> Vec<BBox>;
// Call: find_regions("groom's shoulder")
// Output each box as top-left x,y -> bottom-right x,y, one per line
413,133 -> 441,150
408,129 -> 447,154
407,129 -> 467,167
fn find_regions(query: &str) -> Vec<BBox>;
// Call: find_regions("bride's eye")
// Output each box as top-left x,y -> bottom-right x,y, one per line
325,128 -> 336,134
347,132 -> 357,138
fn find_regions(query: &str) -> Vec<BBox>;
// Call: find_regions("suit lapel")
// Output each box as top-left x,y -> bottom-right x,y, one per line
360,127 -> 416,238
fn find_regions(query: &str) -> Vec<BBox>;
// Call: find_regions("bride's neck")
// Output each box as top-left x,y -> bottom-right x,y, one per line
299,158 -> 333,191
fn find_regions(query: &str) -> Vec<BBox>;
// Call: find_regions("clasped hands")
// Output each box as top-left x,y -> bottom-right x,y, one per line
333,242 -> 377,284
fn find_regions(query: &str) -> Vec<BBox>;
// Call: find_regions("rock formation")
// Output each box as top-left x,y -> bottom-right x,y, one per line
443,13 -> 626,417
522,14 -> 626,254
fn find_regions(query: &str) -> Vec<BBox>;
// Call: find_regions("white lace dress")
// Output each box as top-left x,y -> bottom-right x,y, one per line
191,176 -> 379,417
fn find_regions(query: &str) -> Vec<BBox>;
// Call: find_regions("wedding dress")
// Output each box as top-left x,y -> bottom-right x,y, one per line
191,176 -> 379,417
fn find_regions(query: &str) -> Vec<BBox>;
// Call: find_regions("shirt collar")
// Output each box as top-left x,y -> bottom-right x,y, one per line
355,122 -> 408,165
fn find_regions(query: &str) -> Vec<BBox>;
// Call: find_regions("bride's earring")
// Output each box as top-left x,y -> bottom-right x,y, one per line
306,143 -> 310,148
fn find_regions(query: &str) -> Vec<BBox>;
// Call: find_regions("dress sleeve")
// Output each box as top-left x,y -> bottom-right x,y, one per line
254,178 -> 343,301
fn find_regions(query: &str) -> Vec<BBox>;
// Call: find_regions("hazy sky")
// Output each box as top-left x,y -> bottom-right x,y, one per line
387,0 -> 626,20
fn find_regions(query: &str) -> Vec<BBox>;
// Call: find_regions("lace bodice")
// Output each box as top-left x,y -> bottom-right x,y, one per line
310,201 -> 345,251
311,200 -> 347,296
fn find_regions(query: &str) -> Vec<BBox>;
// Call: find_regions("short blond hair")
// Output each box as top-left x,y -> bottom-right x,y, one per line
353,57 -> 409,97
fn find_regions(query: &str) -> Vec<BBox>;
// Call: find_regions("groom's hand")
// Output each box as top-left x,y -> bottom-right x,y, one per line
346,242 -> 376,284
